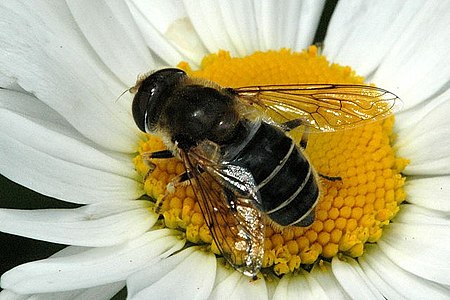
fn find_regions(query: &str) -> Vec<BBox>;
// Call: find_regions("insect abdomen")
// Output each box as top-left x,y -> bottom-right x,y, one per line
230,121 -> 318,227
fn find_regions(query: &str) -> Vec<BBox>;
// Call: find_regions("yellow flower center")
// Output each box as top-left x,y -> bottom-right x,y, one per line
133,47 -> 408,276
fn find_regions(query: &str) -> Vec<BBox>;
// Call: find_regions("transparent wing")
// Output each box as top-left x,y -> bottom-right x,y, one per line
234,84 -> 402,132
179,141 -> 265,277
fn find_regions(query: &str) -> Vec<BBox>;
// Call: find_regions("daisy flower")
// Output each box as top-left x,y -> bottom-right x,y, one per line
1,1 -> 449,299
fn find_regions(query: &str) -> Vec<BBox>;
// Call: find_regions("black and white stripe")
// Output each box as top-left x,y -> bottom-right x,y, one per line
227,120 -> 319,227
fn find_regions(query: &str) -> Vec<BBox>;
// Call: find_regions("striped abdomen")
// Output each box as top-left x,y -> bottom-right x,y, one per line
228,121 -> 319,227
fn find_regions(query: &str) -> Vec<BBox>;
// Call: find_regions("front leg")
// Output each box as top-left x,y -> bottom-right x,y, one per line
140,149 -> 193,213
142,149 -> 174,160
141,150 -> 175,181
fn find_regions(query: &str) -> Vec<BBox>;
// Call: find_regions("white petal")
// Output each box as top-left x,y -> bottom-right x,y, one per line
215,0 -> 260,56
0,281 -> 125,300
331,257 -> 383,299
1,130 -> 142,204
0,89 -> 136,177
183,0 -> 324,57
127,246 -> 216,299
51,281 -> 124,300
378,223 -> 450,285
324,1 -> 450,110
65,0 -> 154,85
395,88 -> 450,132
371,2 -> 450,109
126,0 -> 188,67
53,281 -> 124,300
0,201 -> 156,247
209,261 -> 268,300
0,229 -> 185,294
0,246 -> 121,299
127,0 -> 207,66
183,0 -> 238,55
0,2 -> 140,152
292,0 -> 326,50
49,245 -> 89,258
0,70 -> 19,91
396,90 -> 450,175
273,268 -> 344,300
216,0 -> 325,55
360,244 -> 450,300
394,204 -> 450,225
273,273 -> 308,299
0,289 -> 27,300
253,0 -> 325,51
0,90 -> 142,204
324,0 -> 412,77
309,264 -> 350,299
264,275 -> 280,299
405,177 -> 450,212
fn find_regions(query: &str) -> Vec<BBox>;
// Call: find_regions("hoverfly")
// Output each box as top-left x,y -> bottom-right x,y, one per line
131,68 -> 401,277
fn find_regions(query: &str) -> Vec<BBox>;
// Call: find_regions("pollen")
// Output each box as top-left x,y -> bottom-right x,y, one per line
134,46 -> 408,276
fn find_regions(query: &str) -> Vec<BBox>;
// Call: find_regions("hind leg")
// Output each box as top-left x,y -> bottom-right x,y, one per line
281,118 -> 310,150
319,173 -> 342,181
282,120 -> 341,181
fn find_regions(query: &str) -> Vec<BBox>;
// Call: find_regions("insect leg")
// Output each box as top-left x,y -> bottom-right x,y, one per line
319,174 -> 342,181
155,170 -> 193,214
282,120 -> 341,181
281,118 -> 310,149
282,119 -> 303,131
299,127 -> 310,150
142,150 -> 174,159
141,150 -> 175,181
168,171 -> 192,188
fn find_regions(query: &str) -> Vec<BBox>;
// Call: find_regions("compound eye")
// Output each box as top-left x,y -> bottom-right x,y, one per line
132,89 -> 151,132
132,68 -> 186,133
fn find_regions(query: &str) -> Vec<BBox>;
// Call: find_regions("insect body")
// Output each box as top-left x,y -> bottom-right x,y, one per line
131,68 -> 401,276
